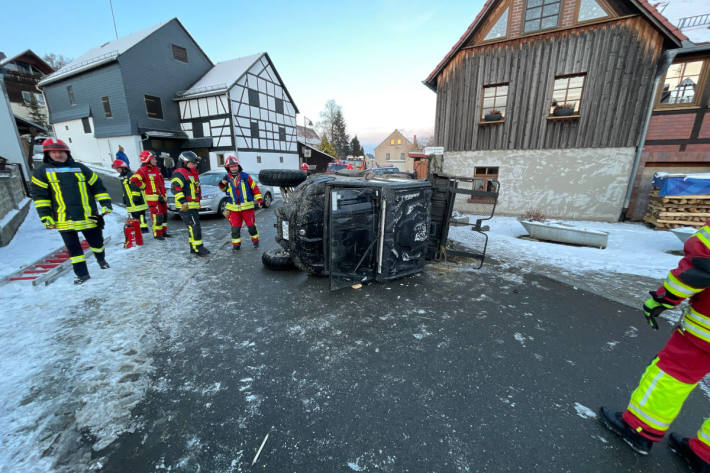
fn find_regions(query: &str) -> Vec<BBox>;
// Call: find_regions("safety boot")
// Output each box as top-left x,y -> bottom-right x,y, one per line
232,245 -> 241,252
196,246 -> 210,257
599,407 -> 653,455
74,274 -> 91,285
98,260 -> 110,269
156,235 -> 166,241
163,233 -> 173,238
253,240 -> 259,248
669,433 -> 710,473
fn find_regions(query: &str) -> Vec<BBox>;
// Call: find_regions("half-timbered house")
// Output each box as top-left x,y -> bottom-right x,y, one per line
425,0 -> 686,220
176,53 -> 299,172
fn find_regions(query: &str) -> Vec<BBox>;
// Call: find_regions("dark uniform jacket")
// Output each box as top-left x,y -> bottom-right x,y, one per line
119,170 -> 148,212
170,168 -> 202,210
31,157 -> 112,231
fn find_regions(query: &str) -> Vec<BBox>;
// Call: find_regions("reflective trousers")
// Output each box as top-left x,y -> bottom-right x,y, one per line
148,201 -> 168,237
59,227 -> 105,277
130,211 -> 148,231
179,209 -> 203,252
228,209 -> 258,247
623,329 -> 710,463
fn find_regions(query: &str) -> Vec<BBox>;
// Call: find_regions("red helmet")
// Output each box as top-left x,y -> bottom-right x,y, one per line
112,159 -> 127,169
139,150 -> 155,163
224,155 -> 240,168
42,138 -> 70,153
300,163 -> 308,171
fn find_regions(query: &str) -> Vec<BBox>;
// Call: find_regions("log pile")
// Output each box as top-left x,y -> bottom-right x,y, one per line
644,191 -> 710,229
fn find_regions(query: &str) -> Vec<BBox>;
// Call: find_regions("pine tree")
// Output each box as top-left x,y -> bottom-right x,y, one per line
331,110 -> 350,159
349,136 -> 364,157
318,137 -> 336,157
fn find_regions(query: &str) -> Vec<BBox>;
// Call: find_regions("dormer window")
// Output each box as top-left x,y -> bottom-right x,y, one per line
524,0 -> 560,33
577,0 -> 609,22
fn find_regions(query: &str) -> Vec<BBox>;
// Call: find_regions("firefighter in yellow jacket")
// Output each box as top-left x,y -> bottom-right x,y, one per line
30,139 -> 112,284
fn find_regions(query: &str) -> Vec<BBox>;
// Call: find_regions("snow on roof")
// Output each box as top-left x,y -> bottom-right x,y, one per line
38,19 -> 173,87
178,53 -> 263,98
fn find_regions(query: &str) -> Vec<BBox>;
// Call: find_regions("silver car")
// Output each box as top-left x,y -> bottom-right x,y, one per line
167,170 -> 275,215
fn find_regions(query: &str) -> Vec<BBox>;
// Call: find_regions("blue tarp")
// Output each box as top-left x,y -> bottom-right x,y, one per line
653,173 -> 710,196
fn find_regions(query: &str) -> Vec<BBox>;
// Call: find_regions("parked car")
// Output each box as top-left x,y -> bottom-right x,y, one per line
258,168 -> 497,290
166,170 -> 275,215
371,167 -> 400,174
325,162 -> 348,173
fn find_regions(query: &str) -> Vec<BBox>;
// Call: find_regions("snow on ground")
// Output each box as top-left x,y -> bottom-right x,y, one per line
0,206 -> 206,471
449,216 -> 685,280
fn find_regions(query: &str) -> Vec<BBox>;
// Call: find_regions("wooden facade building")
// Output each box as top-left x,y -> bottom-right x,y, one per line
425,0 -> 685,221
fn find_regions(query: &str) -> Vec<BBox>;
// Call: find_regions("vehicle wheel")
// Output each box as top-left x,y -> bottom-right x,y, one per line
262,192 -> 273,208
262,247 -> 296,270
217,198 -> 227,216
259,169 -> 307,187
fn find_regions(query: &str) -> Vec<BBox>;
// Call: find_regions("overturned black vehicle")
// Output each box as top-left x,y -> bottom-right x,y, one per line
258,169 -> 498,290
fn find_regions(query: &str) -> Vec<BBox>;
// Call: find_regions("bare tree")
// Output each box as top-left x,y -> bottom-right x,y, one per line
42,53 -> 71,71
316,100 -> 341,143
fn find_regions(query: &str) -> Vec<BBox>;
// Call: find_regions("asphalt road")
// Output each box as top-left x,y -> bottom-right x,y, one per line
55,203 -> 702,473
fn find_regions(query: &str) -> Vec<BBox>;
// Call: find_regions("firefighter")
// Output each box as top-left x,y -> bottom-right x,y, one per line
171,151 -> 209,256
30,138 -> 112,285
217,155 -> 263,251
111,159 -> 149,233
130,150 -> 170,240
600,223 -> 710,471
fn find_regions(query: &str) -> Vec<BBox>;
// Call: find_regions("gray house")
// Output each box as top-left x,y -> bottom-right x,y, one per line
38,18 -> 213,168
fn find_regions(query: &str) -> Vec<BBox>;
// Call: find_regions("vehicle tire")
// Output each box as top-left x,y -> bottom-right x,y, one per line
259,169 -> 307,187
262,247 -> 296,270
217,198 -> 227,216
262,192 -> 273,208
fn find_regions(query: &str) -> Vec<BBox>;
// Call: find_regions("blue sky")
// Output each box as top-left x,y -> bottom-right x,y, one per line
1,0 -> 486,151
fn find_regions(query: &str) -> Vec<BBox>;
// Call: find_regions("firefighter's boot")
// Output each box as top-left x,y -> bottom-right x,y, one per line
669,433 -> 710,473
599,407 -> 653,455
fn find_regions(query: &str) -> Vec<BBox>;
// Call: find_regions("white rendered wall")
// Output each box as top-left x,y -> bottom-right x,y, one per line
53,118 -> 141,169
236,151 -> 298,174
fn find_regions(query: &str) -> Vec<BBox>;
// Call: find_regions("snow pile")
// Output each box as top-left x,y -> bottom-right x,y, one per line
449,216 -> 685,279
0,206 -> 200,471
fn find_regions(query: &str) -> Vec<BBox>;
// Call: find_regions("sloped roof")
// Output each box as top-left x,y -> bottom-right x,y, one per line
0,49 -> 54,74
296,125 -> 320,141
424,0 -> 687,90
177,52 -> 299,113
39,18 -> 211,87
177,53 -> 262,98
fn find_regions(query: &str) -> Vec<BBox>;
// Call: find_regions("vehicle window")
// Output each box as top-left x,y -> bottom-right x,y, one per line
200,173 -> 221,186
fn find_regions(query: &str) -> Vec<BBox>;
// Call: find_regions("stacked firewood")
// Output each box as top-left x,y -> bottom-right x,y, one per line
644,190 -> 710,229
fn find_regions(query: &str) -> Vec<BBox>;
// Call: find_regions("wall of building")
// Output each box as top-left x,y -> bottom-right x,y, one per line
235,150 -> 298,174
119,20 -> 213,136
53,117 -> 141,168
443,147 -> 635,221
374,131 -> 416,172
43,62 -> 131,138
0,79 -> 30,178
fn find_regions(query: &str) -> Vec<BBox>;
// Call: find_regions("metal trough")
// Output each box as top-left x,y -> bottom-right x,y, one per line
520,220 -> 608,249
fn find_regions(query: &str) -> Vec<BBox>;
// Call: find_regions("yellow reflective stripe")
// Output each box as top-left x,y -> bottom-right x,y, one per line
253,193 -> 262,200
698,419 -> 710,448
232,238 -> 241,243
695,226 -> 710,250
664,272 -> 701,298
88,172 -> 98,185
170,177 -> 182,187
145,195 -> 159,202
187,202 -> 200,209
682,309 -> 710,343
149,175 -> 156,193
70,255 -> 86,263
94,193 -> 110,201
32,176 -> 48,188
627,357 -> 696,431
46,172 -> 67,222
174,192 -> 185,200
35,199 -> 52,208
131,192 -> 142,197
251,232 -> 259,239
56,220 -> 97,231
75,172 -> 92,221
241,180 -> 247,203
189,177 -> 196,200
90,246 -> 105,253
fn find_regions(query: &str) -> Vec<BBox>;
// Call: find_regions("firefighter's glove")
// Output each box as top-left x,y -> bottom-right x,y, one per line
101,206 -> 112,215
181,203 -> 189,212
158,195 -> 166,204
258,200 -> 264,208
41,216 -> 56,229
643,293 -> 674,330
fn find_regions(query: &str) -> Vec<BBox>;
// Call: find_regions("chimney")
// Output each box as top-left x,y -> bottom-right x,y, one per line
413,134 -> 417,148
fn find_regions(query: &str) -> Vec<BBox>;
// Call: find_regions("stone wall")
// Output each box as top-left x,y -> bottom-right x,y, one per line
0,165 -> 30,246
443,148 -> 635,221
